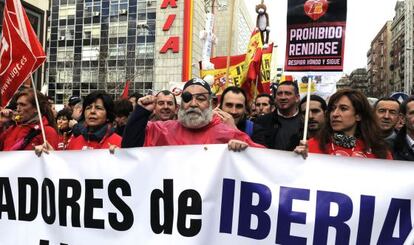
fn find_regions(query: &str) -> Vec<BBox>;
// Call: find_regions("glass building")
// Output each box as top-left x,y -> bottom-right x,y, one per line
47,0 -> 156,104
46,0 -> 255,104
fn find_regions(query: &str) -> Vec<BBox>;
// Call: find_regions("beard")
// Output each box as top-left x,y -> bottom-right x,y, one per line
177,105 -> 213,129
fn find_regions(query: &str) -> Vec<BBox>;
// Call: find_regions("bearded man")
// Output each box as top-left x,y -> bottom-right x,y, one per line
121,78 -> 263,151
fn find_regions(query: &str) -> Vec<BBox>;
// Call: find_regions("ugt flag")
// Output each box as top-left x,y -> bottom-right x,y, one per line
0,0 -> 46,106
285,0 -> 347,71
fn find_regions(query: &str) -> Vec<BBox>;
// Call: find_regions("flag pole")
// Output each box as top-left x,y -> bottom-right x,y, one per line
225,0 -> 236,87
254,76 -> 259,99
30,74 -> 48,145
302,76 -> 312,141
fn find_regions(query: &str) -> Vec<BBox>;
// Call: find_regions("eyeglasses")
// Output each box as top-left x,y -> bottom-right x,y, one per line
181,92 -> 210,103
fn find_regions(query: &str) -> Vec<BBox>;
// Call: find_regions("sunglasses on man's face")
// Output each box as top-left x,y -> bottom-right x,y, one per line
181,92 -> 210,103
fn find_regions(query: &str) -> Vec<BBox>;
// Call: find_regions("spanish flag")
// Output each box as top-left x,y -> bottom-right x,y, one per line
240,30 -> 264,101
258,43 -> 273,94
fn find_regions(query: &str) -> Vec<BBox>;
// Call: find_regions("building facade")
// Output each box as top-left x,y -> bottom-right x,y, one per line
46,0 -> 254,104
336,75 -> 351,90
367,21 -> 392,98
390,1 -> 405,93
389,0 -> 414,94
0,0 -> 49,88
348,68 -> 369,95
212,0 -> 254,56
46,0 -> 158,103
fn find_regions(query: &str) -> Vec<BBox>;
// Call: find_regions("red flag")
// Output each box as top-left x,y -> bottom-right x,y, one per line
0,0 -> 46,106
121,80 -> 131,99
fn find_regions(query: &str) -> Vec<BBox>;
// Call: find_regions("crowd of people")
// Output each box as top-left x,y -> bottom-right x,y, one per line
1,77 -> 413,161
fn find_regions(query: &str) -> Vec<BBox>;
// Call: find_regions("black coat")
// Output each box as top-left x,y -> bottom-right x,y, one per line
236,117 -> 266,146
392,127 -> 414,161
254,111 -> 303,151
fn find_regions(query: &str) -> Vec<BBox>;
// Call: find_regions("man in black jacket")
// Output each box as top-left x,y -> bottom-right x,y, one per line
393,96 -> 414,161
255,81 -> 302,151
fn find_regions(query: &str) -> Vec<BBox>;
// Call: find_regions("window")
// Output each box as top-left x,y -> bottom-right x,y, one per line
84,2 -> 100,18
59,5 -> 76,20
81,69 -> 99,84
110,3 -> 119,16
136,43 -> 153,58
107,67 -> 126,83
82,46 -> 99,60
109,44 -> 126,59
57,47 -> 74,61
57,26 -> 74,40
66,26 -> 74,39
109,21 -> 127,37
83,24 -> 100,39
56,69 -> 73,84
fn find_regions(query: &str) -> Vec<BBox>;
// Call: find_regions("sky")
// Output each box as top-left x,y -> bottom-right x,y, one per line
244,0 -> 397,74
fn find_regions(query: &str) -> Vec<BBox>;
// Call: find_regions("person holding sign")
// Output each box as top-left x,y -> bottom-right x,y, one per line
295,89 -> 392,159
299,94 -> 327,139
121,78 -> 264,151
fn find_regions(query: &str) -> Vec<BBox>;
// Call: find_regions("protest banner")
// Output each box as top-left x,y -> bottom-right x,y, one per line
285,0 -> 347,71
0,145 -> 413,244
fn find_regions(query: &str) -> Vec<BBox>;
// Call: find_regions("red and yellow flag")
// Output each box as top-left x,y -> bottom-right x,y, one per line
199,30 -> 272,102
258,44 -> 273,94
200,54 -> 245,96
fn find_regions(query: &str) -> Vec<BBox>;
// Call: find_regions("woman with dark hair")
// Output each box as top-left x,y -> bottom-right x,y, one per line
66,91 -> 121,150
56,108 -> 73,150
0,89 -> 58,151
295,88 -> 392,159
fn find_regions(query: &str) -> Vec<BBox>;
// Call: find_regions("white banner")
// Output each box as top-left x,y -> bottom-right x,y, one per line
0,145 -> 413,245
